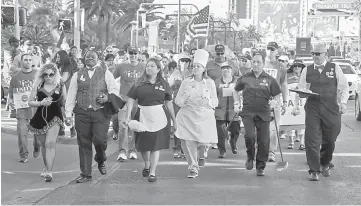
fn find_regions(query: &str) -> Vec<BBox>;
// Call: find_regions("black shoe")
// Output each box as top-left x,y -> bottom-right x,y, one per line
329,162 -> 334,168
256,169 -> 265,176
245,159 -> 254,170
33,148 -> 40,158
58,130 -> 65,136
142,168 -> 150,177
231,146 -> 238,154
98,162 -> 107,175
76,175 -> 92,183
309,172 -> 319,181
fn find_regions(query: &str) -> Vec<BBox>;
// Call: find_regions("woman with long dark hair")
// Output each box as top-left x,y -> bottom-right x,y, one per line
54,50 -> 76,137
124,58 -> 176,182
28,63 -> 66,182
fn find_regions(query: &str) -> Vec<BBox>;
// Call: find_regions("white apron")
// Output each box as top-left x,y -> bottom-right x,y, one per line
128,105 -> 167,132
175,79 -> 218,144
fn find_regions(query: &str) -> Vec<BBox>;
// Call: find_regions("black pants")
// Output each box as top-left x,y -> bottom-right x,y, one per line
74,106 -> 110,177
112,113 -> 119,134
305,104 -> 341,173
242,115 -> 271,170
216,120 -> 241,154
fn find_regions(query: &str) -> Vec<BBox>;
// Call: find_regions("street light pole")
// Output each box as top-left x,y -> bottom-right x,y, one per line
74,0 -> 81,49
177,0 -> 181,53
14,0 -> 20,39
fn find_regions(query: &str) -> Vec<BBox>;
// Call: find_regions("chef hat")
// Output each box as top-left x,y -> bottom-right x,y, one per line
193,49 -> 209,68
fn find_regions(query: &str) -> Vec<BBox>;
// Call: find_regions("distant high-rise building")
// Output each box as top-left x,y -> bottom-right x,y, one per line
229,0 -> 252,19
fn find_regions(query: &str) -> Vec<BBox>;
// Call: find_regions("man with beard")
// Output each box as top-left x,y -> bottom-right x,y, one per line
65,50 -> 119,183
236,54 -> 253,76
206,45 -> 239,81
112,46 -> 145,161
264,42 -> 288,162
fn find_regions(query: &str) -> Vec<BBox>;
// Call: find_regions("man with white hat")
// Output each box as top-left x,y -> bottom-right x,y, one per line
175,49 -> 218,178
295,44 -> 349,181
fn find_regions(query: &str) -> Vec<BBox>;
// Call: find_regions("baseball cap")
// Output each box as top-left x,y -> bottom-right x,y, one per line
127,46 -> 138,53
278,55 -> 289,62
267,42 -> 279,50
178,53 -> 191,61
292,59 -> 305,67
215,45 -> 225,53
240,54 -> 252,61
220,62 -> 232,69
312,44 -> 327,53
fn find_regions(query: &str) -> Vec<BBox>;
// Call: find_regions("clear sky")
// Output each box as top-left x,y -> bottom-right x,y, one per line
152,0 -> 229,18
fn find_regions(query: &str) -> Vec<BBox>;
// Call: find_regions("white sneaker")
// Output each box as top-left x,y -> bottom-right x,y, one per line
45,172 -> 53,182
129,151 -> 138,160
280,134 -> 287,139
41,168 -> 47,177
211,144 -> 218,149
117,152 -> 128,161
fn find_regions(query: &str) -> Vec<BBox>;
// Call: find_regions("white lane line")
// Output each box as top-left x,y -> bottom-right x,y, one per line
276,152 -> 361,157
222,168 -> 246,170
2,171 -> 15,175
17,188 -> 54,192
347,165 -> 361,168
90,162 -> 122,187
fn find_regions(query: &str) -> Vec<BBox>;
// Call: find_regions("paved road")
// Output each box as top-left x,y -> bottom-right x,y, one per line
2,101 -> 361,205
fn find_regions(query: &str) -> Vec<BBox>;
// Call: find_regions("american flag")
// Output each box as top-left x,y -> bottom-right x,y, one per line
184,5 -> 210,44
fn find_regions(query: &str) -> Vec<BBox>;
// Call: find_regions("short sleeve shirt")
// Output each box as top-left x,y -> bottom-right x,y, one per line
112,62 -> 145,98
234,71 -> 281,121
127,80 -> 172,106
264,60 -> 287,85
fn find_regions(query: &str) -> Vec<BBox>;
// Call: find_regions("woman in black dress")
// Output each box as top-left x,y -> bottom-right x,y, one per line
28,63 -> 66,182
125,58 -> 177,182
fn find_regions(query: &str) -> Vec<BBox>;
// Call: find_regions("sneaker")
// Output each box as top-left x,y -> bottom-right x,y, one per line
198,158 -> 205,167
256,169 -> 265,176
218,153 -> 226,158
41,168 -> 47,177
288,143 -> 294,149
280,134 -> 286,139
211,145 -> 218,149
321,166 -> 331,177
299,144 -> 305,150
268,152 -> 276,162
129,151 -> 138,160
309,172 -> 319,181
33,148 -> 40,158
173,152 -> 181,158
117,151 -> 127,161
18,157 -> 27,163
295,137 -> 300,142
45,172 -> 53,182
187,169 -> 198,178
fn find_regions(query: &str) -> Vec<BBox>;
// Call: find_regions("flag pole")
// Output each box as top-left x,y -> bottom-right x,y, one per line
204,1 -> 211,47
177,0 -> 181,53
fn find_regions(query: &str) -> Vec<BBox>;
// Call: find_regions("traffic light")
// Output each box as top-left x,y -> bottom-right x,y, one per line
1,6 -> 28,26
2,6 -> 15,25
58,19 -> 72,33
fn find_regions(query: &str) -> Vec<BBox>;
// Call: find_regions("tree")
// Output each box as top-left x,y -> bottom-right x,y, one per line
67,0 -> 123,48
113,0 -> 164,33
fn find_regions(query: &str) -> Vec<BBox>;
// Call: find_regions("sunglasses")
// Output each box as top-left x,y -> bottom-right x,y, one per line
278,60 -> 286,63
43,73 -> 55,78
241,60 -> 247,63
129,52 -> 138,55
311,52 -> 322,56
267,47 -> 276,52
216,53 -> 224,56
221,67 -> 232,70
180,59 -> 191,63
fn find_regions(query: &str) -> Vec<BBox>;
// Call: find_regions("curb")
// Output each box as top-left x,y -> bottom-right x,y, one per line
1,126 -> 116,145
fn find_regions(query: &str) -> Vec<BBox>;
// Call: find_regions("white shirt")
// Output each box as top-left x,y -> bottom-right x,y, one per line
65,67 -> 120,117
298,61 -> 349,104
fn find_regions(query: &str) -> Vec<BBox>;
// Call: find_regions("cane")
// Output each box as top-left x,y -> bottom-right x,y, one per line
273,108 -> 288,171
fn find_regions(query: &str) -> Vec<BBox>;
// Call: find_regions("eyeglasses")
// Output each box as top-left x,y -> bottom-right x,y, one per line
221,67 -> 232,70
311,52 -> 322,56
216,53 -> 224,56
129,52 -> 138,55
180,59 -> 191,63
241,60 -> 247,63
278,59 -> 286,63
267,47 -> 276,52
43,73 -> 55,78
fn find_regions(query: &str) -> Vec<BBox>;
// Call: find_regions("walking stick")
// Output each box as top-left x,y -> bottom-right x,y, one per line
273,109 -> 288,171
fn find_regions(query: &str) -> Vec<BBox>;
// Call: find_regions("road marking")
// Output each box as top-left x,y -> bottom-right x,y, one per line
222,168 -> 246,170
277,152 -> 361,157
159,161 -> 244,167
347,165 -> 361,168
17,188 -> 54,192
3,170 -> 80,174
89,162 -> 122,187
2,171 -> 15,175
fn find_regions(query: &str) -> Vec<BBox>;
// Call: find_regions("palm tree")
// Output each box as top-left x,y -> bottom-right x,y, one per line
67,0 -> 123,48
113,0 -> 164,33
21,24 -> 54,48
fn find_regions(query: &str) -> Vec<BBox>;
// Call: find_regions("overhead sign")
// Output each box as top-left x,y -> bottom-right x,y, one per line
312,2 -> 352,10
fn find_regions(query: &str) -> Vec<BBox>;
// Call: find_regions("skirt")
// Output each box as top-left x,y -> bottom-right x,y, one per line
134,105 -> 171,152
